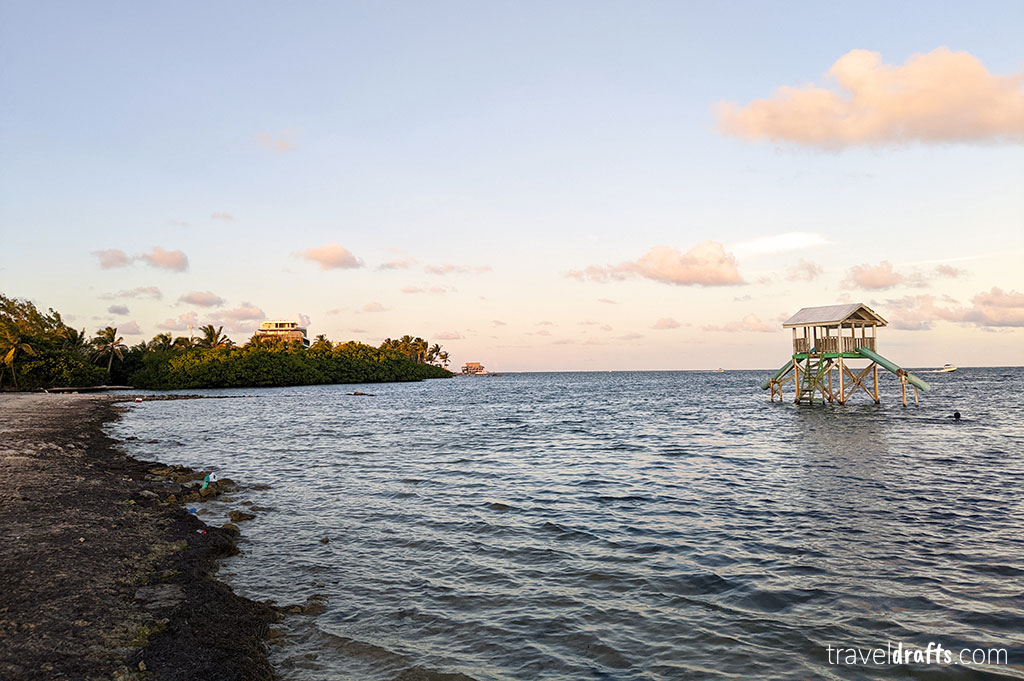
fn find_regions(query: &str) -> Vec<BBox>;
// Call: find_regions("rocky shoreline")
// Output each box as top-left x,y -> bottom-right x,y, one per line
0,393 -> 278,681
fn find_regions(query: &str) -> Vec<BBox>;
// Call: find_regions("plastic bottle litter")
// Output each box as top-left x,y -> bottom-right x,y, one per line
200,472 -> 219,491
187,508 -> 197,515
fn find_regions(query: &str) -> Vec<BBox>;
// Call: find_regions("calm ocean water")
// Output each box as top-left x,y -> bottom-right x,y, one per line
111,369 -> 1024,680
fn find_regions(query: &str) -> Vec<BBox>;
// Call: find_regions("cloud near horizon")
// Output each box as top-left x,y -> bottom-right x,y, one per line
435,331 -> 463,340
717,47 -> 1024,148
378,257 -> 417,271
569,241 -> 743,287
425,263 -> 492,275
211,211 -> 234,222
107,304 -> 129,315
843,261 -> 926,290
361,302 -> 387,313
651,318 -> 680,330
703,314 -> 774,333
178,290 -> 226,307
297,242 -> 362,270
882,288 -> 1024,329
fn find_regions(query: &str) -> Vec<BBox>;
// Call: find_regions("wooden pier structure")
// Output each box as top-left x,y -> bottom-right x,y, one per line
761,303 -> 930,406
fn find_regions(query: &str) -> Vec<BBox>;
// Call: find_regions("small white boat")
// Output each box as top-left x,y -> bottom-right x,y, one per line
937,363 -> 957,373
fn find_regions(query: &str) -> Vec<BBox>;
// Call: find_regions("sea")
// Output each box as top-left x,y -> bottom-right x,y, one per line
110,368 -> 1024,680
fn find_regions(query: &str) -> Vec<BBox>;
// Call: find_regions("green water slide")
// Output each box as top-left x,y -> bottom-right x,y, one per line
760,359 -> 795,390
856,347 -> 931,392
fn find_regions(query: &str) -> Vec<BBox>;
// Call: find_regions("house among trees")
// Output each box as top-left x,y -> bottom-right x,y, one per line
255,320 -> 310,348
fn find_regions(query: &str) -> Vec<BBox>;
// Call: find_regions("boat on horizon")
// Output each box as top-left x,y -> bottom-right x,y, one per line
936,363 -> 958,373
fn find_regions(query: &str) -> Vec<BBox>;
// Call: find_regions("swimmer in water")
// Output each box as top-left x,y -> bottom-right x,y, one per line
953,411 -> 961,421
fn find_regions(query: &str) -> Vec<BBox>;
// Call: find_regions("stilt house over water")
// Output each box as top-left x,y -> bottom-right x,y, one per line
761,303 -> 930,406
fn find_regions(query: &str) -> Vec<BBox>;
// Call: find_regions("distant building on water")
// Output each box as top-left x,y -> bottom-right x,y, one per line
255,320 -> 310,348
461,362 -> 487,375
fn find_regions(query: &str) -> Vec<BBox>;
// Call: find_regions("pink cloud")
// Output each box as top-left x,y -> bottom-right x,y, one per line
651,318 -> 680,330
107,304 -> 129,316
401,285 -> 447,294
425,264 -> 492,275
492,320 -> 506,326
378,257 -> 417,271
104,286 -> 162,300
435,331 -> 462,340
298,242 -> 362,270
703,314 -> 775,333
935,264 -> 967,278
211,212 -> 234,222
93,249 -> 133,269
616,333 -> 644,341
361,302 -> 387,313
179,290 -> 225,307
843,261 -> 906,290
158,312 -> 199,332
218,303 -> 265,322
597,298 -> 617,304
139,247 -> 189,272
787,259 -> 823,282
118,320 -> 142,335
718,48 -> 1024,148
256,132 -> 297,154
883,288 -> 1024,329
569,241 -> 743,286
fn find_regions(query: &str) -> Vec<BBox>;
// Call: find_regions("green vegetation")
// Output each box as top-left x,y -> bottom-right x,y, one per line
0,294 -> 451,390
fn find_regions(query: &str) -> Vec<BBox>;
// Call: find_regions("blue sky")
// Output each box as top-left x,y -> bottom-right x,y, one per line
2,1 -> 1023,369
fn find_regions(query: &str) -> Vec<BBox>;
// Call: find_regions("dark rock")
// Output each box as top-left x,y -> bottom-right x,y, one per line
228,510 -> 256,523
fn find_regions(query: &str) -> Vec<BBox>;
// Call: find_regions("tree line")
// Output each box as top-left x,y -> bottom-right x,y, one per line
1,294 -> 452,390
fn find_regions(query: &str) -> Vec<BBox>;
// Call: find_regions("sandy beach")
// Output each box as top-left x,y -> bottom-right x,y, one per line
0,393 -> 277,681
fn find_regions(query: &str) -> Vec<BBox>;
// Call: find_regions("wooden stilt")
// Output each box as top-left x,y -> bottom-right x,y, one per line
873,363 -> 879,403
838,357 -> 845,404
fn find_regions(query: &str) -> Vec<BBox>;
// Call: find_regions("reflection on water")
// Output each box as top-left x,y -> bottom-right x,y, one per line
112,369 -> 1024,680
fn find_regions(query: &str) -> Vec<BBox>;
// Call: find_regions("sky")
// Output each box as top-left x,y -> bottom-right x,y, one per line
1,1 -> 1022,370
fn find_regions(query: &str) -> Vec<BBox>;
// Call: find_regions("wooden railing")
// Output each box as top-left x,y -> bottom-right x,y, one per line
794,336 -> 875,354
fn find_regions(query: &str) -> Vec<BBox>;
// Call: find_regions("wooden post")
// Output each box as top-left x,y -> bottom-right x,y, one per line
838,357 -> 845,404
872,363 -> 879,403
914,385 -> 919,406
793,359 -> 800,403
901,379 -> 907,407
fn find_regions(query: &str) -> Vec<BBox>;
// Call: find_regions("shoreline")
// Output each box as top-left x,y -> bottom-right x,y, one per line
0,393 -> 278,681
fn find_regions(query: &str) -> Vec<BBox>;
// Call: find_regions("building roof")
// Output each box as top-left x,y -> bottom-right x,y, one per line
782,303 -> 887,328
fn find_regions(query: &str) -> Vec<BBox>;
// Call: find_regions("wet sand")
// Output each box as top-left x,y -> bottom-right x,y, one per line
0,393 -> 277,681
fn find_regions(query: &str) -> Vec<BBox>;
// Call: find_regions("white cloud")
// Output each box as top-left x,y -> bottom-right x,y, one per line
731,232 -> 828,259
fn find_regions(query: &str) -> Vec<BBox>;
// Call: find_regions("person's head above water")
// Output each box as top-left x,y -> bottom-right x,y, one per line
953,411 -> 961,420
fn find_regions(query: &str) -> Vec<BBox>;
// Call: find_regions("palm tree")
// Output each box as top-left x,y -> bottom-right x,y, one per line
61,327 -> 89,356
0,324 -> 36,389
427,343 -> 442,365
148,333 -> 173,352
92,327 -> 126,377
438,350 -> 450,368
198,324 -> 231,349
172,336 -> 195,349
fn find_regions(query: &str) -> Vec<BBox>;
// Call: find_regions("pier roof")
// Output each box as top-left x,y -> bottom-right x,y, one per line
782,303 -> 887,328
